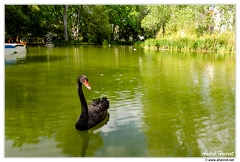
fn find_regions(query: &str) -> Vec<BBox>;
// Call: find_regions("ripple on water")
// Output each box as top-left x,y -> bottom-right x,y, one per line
106,88 -> 144,129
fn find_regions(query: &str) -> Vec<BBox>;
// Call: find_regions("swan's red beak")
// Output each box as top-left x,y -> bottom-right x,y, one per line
83,80 -> 91,90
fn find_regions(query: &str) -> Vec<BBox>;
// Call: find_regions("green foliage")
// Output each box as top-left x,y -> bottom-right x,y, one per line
105,5 -> 146,42
5,5 -> 30,40
141,5 -> 172,37
5,4 -> 235,47
166,5 -> 196,35
81,5 -> 111,44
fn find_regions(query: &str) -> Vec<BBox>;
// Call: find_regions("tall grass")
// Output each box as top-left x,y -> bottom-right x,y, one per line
140,31 -> 235,55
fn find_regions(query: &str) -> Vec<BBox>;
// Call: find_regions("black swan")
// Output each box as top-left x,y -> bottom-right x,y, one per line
75,75 -> 109,131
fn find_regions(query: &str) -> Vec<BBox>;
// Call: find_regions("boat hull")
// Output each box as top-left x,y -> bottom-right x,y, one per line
5,44 -> 26,64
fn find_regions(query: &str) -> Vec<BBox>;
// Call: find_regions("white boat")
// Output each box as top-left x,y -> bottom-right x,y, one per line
5,43 -> 27,64
5,43 -> 26,55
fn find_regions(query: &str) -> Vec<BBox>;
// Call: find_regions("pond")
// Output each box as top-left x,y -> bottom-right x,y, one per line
5,45 -> 235,157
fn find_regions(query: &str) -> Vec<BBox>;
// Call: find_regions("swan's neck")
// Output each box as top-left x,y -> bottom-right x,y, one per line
78,83 -> 88,116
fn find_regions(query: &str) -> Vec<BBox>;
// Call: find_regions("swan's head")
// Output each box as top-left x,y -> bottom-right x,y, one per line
78,75 -> 91,90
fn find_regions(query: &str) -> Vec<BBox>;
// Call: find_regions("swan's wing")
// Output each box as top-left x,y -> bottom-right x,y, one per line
89,97 -> 109,109
87,97 -> 109,127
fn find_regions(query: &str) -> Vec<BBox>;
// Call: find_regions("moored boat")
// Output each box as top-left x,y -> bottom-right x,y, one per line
5,43 -> 27,64
5,43 -> 26,55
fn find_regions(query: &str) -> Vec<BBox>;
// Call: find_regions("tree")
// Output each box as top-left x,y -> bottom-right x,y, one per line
39,5 -> 63,37
106,5 -> 146,42
141,4 -> 235,38
165,5 -> 196,36
141,5 -> 172,38
23,5 -> 47,41
5,5 -> 234,44
63,5 -> 69,41
5,5 -> 30,42
79,5 -> 111,44
67,5 -> 83,41
212,5 -> 235,33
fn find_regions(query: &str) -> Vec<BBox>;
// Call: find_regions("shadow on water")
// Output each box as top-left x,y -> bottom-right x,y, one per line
76,114 -> 110,157
26,54 -> 66,63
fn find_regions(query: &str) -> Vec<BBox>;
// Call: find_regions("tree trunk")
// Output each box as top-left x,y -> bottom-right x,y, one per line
162,23 -> 165,37
63,5 -> 69,41
76,5 -> 81,40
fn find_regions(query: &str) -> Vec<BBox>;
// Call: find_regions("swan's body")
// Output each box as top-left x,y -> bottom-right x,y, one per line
75,75 -> 109,131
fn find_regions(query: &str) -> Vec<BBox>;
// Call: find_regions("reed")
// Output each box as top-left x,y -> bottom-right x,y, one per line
139,31 -> 235,55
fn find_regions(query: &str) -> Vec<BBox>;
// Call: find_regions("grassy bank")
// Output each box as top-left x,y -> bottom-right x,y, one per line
136,32 -> 235,55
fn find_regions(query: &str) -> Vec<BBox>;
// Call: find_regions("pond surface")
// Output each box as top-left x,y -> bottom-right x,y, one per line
5,45 -> 235,157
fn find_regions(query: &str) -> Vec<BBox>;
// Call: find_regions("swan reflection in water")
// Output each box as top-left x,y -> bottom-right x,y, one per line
76,113 -> 110,157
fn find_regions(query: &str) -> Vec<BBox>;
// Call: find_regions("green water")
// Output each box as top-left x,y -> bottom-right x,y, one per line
5,45 -> 235,157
